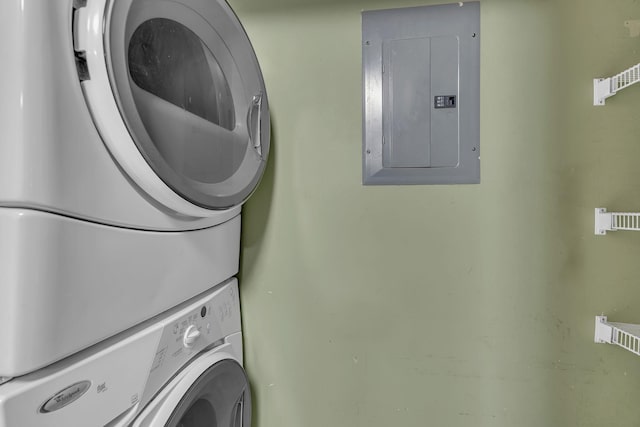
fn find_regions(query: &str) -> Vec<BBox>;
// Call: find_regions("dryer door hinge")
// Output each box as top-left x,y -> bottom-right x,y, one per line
72,0 -> 91,81
74,51 -> 91,81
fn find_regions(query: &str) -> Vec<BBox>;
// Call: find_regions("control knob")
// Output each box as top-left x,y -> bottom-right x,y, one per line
183,325 -> 201,348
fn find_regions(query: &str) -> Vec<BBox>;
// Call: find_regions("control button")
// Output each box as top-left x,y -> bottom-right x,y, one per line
183,325 -> 201,348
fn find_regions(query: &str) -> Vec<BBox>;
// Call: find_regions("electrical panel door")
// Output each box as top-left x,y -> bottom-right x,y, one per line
362,2 -> 480,185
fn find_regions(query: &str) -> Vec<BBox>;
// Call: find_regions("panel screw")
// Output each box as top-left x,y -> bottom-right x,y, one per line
365,40 -> 371,45
472,33 -> 476,38
472,147 -> 477,151
366,149 -> 371,154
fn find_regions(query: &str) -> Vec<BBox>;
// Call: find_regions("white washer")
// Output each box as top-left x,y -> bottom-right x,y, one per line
0,0 -> 269,378
0,279 -> 251,427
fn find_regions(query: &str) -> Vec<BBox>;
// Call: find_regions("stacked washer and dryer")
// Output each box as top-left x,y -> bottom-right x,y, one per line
0,0 -> 269,425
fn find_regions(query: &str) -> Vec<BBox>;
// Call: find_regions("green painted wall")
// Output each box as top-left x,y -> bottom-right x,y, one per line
232,0 -> 640,425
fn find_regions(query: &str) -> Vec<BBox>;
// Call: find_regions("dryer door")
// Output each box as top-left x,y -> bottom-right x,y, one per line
76,0 -> 270,216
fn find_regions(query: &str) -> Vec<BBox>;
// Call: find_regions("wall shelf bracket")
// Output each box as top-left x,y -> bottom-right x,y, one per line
594,62 -> 640,105
595,315 -> 640,356
595,316 -> 614,343
595,208 -> 613,235
594,207 -> 640,235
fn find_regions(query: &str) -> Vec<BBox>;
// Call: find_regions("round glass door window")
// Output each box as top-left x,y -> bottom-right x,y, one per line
166,359 -> 251,427
107,0 -> 270,210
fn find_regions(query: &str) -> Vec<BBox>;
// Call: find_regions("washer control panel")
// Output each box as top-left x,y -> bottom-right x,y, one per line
141,280 -> 241,407
167,301 -> 214,355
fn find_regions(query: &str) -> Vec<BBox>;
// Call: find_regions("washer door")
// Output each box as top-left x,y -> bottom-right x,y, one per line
133,353 -> 251,427
76,0 -> 270,216
167,359 -> 251,427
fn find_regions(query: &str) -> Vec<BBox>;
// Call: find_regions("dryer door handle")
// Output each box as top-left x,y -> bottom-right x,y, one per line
247,92 -> 263,159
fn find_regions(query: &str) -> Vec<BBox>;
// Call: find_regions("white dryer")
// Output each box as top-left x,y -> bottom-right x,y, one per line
0,279 -> 251,427
0,0 -> 269,378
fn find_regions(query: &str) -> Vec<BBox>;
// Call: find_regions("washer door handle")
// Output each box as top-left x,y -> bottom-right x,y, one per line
232,395 -> 244,426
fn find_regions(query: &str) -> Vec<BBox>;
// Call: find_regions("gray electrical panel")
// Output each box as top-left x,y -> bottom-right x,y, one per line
362,2 -> 480,185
